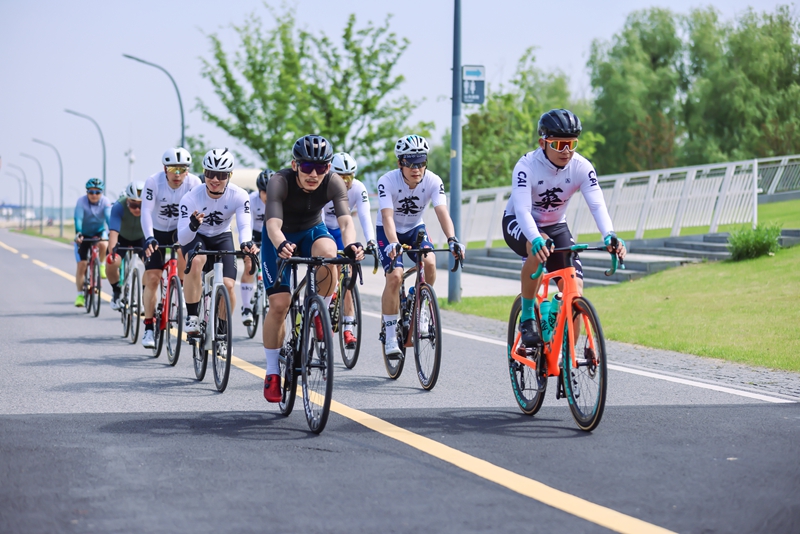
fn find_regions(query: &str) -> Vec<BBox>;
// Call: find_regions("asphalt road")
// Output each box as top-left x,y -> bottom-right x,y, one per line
1,229 -> 798,534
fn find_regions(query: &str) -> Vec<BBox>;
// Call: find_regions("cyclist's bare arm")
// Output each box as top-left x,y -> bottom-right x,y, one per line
380,208 -> 400,259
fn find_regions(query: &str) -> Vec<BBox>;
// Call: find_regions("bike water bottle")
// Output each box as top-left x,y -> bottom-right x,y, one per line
545,293 -> 562,342
539,298 -> 552,341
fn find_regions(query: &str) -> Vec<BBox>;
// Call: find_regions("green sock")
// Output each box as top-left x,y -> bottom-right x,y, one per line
521,298 -> 536,323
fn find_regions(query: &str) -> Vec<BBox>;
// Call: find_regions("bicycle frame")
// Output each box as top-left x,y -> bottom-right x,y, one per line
157,245 -> 180,332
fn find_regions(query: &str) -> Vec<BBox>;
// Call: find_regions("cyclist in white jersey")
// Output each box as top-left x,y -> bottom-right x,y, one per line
140,147 -> 202,348
376,135 -> 465,357
240,168 -> 270,326
502,109 -> 627,348
178,148 -> 258,334
322,152 -> 376,349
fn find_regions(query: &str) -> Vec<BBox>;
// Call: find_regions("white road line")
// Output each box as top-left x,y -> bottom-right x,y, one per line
363,310 -> 795,404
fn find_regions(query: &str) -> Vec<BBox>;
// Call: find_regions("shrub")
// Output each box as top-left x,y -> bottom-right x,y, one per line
727,223 -> 781,261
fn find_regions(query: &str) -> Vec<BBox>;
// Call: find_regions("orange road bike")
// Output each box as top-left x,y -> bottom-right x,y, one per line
507,241 -> 623,431
379,230 -> 463,391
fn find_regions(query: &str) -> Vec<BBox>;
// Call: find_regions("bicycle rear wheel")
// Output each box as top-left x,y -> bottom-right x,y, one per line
121,277 -> 131,338
562,296 -> 607,431
212,285 -> 233,392
413,283 -> 442,390
192,340 -> 208,381
128,269 -> 141,344
301,295 -> 334,434
246,282 -> 261,339
91,259 -> 102,317
278,300 -> 300,416
166,275 -> 183,366
83,265 -> 93,314
338,281 -> 362,369
507,295 -> 547,415
381,289 -> 407,379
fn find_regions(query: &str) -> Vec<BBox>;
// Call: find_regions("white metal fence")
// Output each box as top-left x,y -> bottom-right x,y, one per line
368,153 -> 800,247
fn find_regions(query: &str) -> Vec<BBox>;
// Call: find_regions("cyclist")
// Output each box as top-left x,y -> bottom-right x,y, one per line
261,135 -> 364,402
106,181 -> 146,312
502,108 -> 627,348
73,178 -> 112,307
178,148 -> 258,336
376,135 -> 465,357
322,152 -> 376,349
141,147 -> 202,348
240,168 -> 271,327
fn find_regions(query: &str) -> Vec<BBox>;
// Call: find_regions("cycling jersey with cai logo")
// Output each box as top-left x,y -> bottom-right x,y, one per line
375,169 -> 446,233
141,171 -> 202,237
249,190 -> 266,234
322,179 -> 374,242
177,183 -> 252,245
505,148 -> 613,242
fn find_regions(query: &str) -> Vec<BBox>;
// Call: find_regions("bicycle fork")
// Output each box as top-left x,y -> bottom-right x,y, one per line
202,263 -> 224,351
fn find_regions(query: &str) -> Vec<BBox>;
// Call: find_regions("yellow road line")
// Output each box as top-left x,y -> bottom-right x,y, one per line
0,240 -> 19,253
14,236 -> 675,534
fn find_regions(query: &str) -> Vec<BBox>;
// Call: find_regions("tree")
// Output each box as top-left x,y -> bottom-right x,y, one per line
195,5 -> 428,174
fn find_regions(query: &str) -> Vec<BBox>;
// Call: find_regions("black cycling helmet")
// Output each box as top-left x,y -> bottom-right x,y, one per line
256,168 -> 273,192
292,134 -> 334,163
538,109 -> 582,138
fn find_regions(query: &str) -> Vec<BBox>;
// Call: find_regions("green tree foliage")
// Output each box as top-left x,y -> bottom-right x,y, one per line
195,5 -> 426,174
431,49 -> 604,190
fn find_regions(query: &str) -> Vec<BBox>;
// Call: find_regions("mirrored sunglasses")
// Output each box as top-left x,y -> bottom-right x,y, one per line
167,166 -> 188,175
544,138 -> 579,152
339,173 -> 354,183
127,201 -> 142,209
87,189 -> 103,195
297,161 -> 330,175
204,170 -> 230,181
400,158 -> 427,169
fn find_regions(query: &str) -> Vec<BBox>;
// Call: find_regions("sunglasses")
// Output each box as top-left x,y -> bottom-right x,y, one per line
127,201 -> 142,209
400,158 -> 427,169
297,161 -> 330,175
166,166 -> 188,175
204,170 -> 230,181
544,138 -> 579,152
339,173 -> 354,182
87,189 -> 103,195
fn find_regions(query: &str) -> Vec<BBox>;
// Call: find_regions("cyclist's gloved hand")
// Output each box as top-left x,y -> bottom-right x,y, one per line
74,232 -> 83,244
240,241 -> 257,253
366,239 -> 377,254
531,236 -> 547,254
189,212 -> 203,232
144,236 -> 158,257
447,237 -> 465,259
106,252 -> 117,264
276,240 -> 295,259
604,232 -> 625,250
344,242 -> 363,260
384,242 -> 401,259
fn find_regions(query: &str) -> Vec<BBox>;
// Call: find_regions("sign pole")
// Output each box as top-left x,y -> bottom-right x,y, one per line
448,0 -> 462,303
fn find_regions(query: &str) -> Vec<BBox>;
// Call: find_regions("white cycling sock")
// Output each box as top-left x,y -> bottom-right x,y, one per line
383,314 -> 398,340
323,294 -> 333,310
240,283 -> 254,310
264,347 -> 280,375
343,316 -> 354,333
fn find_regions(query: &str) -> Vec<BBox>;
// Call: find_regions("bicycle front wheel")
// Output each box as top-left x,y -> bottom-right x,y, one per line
152,278 -> 165,358
166,275 -> 183,366
507,295 -> 546,415
382,289 -> 407,380
212,285 -> 233,392
301,295 -> 334,434
562,296 -> 607,432
278,300 -> 300,416
338,281 -> 362,369
413,283 -> 442,390
192,340 -> 208,381
83,266 -> 93,314
91,259 -> 102,317
121,277 -> 131,338
128,269 -> 141,344
245,288 -> 259,339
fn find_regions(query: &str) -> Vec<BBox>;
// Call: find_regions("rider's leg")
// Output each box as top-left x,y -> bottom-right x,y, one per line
262,291 -> 290,401
223,276 -> 236,317
142,270 -> 160,319
381,267 -> 403,342
75,260 -> 87,292
422,251 -> 437,286
106,256 -> 121,285
183,254 -> 206,317
311,237 -> 338,299
240,255 -> 255,312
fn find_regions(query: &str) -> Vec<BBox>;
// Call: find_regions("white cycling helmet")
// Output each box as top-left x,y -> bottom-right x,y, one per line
125,180 -> 145,200
202,148 -> 235,172
394,134 -> 430,158
162,147 -> 192,166
331,152 -> 358,175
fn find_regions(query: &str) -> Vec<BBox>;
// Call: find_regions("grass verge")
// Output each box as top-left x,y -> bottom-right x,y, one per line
9,226 -> 75,245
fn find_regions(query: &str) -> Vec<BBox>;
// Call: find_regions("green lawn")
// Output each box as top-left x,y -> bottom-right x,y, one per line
10,226 -> 75,245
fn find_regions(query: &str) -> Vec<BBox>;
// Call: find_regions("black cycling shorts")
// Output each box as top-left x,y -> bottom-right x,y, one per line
145,229 -> 180,271
183,232 -> 237,280
501,214 -> 583,280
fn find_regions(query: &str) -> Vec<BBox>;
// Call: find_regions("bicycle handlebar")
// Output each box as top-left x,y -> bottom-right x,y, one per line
273,255 -> 360,290
530,240 -> 625,279
184,242 -> 259,276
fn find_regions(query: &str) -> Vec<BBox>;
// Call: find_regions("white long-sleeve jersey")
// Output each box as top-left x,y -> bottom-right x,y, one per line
141,171 -> 202,238
505,149 -> 613,242
177,183 -> 252,246
375,169 -> 447,233
322,179 -> 374,242
249,190 -> 266,235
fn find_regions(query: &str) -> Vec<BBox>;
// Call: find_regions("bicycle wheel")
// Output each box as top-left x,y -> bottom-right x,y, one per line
338,281 -> 362,369
212,285 -> 233,392
301,295 -> 334,434
381,288 -> 407,379
91,259 -> 101,317
246,285 -> 260,339
507,295 -> 547,415
413,283 -> 442,390
192,340 -> 208,381
166,275 -> 183,366
121,277 -> 131,338
562,296 -> 607,432
152,280 -> 165,358
128,269 -> 141,344
279,300 -> 300,416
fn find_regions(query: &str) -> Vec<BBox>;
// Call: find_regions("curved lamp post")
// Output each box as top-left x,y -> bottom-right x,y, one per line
20,152 -> 45,234
123,54 -> 185,147
4,172 -> 24,227
65,109 -> 106,187
7,163 -> 30,231
33,139 -> 64,237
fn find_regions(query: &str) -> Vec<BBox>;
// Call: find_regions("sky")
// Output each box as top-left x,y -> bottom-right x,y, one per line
0,0 -> 785,207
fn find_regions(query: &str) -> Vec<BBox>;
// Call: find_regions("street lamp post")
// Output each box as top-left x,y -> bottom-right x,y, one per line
65,109 -> 106,188
43,183 -> 55,223
4,173 -> 24,227
20,153 -> 45,234
7,163 -> 29,231
33,139 -> 65,238
448,0 -> 463,303
123,54 -> 185,147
